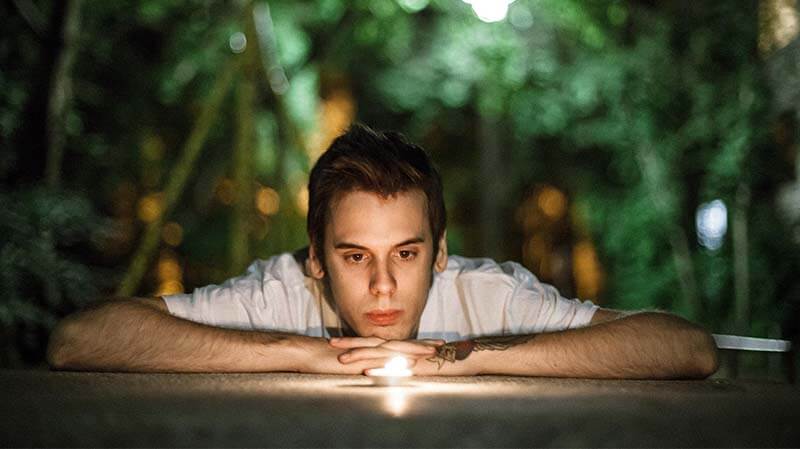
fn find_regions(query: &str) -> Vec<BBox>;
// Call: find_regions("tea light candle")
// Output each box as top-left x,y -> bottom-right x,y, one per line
367,356 -> 413,386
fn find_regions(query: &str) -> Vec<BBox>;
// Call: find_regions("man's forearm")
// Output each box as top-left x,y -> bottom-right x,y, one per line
427,312 -> 719,379
47,299 -> 308,373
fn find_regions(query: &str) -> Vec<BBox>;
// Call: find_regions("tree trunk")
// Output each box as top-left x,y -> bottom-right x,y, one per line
733,183 -> 751,333
478,115 -> 504,261
116,59 -> 239,297
45,0 -> 81,188
229,8 -> 258,277
636,145 -> 701,319
251,1 -> 307,185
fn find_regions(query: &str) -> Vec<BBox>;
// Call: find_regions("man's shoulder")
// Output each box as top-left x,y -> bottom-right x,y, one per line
438,255 -> 542,298
243,250 -> 307,285
444,255 -> 535,283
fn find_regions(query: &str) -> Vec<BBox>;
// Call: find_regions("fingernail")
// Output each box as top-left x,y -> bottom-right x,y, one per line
329,338 -> 339,343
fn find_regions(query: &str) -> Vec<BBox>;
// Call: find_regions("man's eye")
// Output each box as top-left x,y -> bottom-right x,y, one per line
346,253 -> 365,263
398,250 -> 416,260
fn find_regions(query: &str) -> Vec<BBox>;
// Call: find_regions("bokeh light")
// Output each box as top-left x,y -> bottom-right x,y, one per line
398,0 -> 429,13
255,186 -> 281,216
759,0 -> 799,54
696,199 -> 728,251
463,0 -> 516,23
155,250 -> 184,296
229,32 -> 247,54
137,193 -> 163,223
537,186 -> 567,220
572,240 -> 603,300
162,221 -> 184,247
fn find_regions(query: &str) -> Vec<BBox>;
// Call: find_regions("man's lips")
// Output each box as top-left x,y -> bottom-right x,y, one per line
364,310 -> 403,326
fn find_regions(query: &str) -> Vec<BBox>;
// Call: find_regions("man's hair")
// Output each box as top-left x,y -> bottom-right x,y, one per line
307,123 -> 446,260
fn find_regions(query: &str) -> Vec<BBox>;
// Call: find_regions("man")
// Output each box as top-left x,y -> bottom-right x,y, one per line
47,124 -> 719,378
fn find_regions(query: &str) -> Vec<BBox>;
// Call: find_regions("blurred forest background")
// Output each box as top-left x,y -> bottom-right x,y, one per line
1,0 -> 799,375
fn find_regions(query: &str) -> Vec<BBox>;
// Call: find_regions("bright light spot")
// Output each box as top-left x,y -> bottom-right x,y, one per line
255,186 -> 281,216
366,356 -> 413,382
759,0 -> 799,54
398,0 -> 429,13
383,387 -> 409,417
385,356 -> 409,372
137,193 -> 163,223
157,260 -> 181,282
696,199 -> 728,250
155,280 -> 184,296
155,250 -> 184,296
537,186 -> 567,220
463,0 -> 515,23
229,32 -> 247,54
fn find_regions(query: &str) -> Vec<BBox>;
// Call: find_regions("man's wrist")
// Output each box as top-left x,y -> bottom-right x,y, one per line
426,334 -> 539,375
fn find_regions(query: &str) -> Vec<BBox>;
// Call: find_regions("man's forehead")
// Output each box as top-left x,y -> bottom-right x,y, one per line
326,189 -> 432,246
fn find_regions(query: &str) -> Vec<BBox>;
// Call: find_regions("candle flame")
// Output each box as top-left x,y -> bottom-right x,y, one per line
385,356 -> 409,373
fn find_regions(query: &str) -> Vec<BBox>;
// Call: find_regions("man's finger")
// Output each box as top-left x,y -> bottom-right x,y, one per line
379,340 -> 438,355
328,337 -> 385,348
338,348 -> 427,364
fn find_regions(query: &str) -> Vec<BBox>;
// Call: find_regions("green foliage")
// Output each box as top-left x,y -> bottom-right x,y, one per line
1,0 -> 797,368
0,189 -> 107,365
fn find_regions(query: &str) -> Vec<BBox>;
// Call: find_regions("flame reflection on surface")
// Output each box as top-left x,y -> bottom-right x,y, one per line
383,387 -> 410,417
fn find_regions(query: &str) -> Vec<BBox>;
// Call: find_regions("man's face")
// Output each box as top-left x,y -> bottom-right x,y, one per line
310,189 -> 446,340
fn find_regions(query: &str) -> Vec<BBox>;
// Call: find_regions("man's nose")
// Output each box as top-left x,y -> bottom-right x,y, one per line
369,260 -> 397,298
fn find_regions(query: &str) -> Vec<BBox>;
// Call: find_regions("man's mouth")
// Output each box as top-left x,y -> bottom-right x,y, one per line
365,310 -> 403,326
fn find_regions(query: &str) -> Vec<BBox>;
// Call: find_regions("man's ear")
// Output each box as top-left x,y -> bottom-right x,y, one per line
434,230 -> 448,273
307,244 -> 326,279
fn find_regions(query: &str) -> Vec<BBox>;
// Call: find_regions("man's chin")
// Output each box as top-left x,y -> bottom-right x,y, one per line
362,325 -> 414,341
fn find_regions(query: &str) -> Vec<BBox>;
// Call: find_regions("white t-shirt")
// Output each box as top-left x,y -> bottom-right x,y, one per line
163,252 -> 598,341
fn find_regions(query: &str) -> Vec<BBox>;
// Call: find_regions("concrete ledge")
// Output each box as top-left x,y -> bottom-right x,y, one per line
1,369 -> 798,447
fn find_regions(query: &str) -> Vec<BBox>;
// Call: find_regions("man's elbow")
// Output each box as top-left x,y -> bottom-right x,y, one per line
686,328 -> 719,378
46,317 -> 82,370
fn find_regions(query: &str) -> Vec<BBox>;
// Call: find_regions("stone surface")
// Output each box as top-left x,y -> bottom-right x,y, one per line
1,369 -> 799,447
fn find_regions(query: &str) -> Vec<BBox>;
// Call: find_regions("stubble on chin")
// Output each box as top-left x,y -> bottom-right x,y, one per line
368,324 -> 417,341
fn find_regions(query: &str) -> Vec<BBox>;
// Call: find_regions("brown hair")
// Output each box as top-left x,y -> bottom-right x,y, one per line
307,123 -> 446,260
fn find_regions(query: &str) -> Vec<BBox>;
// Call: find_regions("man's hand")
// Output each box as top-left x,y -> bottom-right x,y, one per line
327,337 -> 450,374
328,337 -> 480,376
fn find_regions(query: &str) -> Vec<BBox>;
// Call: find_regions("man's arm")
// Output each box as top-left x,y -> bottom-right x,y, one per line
421,310 -> 719,379
337,310 -> 719,379
46,297 -> 432,373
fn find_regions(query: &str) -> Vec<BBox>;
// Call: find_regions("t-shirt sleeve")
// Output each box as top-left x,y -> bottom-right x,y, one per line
503,262 -> 598,333
162,263 -> 267,330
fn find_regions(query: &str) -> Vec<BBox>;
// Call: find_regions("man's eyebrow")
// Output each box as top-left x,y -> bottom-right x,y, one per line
333,237 -> 426,250
395,237 -> 426,246
333,242 -> 369,250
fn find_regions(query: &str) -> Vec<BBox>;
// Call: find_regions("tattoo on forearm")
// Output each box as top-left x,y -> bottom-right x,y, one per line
427,334 -> 537,369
